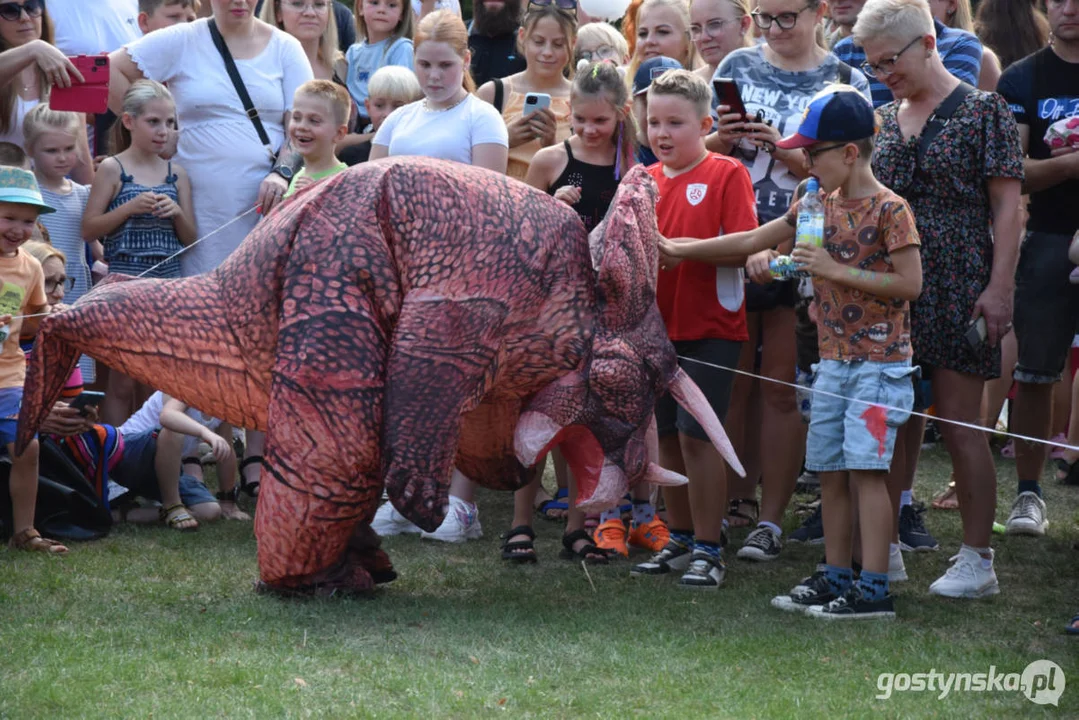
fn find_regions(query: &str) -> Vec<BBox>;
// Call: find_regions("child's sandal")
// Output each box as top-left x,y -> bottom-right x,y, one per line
8,528 -> 68,554
559,528 -> 611,564
160,503 -> 198,532
501,525 -> 538,564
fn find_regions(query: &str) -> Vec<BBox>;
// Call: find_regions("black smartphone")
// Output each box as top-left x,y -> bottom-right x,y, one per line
964,317 -> 988,352
712,78 -> 747,118
69,390 -> 105,416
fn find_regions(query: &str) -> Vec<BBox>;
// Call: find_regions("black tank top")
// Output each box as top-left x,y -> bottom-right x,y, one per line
549,139 -> 620,232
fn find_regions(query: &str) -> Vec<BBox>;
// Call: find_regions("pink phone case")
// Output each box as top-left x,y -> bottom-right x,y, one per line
49,55 -> 110,115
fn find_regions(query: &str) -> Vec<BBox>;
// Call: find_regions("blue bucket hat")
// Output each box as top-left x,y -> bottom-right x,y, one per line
0,166 -> 56,214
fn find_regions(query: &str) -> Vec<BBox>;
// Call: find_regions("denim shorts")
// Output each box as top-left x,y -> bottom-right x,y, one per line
0,386 -> 23,448
1013,231 -> 1079,384
805,359 -> 916,473
112,428 -> 215,507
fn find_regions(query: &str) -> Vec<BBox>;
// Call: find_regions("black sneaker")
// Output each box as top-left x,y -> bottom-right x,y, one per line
677,549 -> 726,590
789,505 -> 824,544
898,503 -> 939,552
806,586 -> 895,621
771,570 -> 837,613
630,541 -> 692,576
736,526 -> 782,561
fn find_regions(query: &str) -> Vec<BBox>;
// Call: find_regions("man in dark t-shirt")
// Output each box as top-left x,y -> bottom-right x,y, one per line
996,0 -> 1079,539
468,0 -> 526,88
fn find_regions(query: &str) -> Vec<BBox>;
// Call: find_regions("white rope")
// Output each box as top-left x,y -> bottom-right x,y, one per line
677,354 -> 1079,455
7,204 -> 262,323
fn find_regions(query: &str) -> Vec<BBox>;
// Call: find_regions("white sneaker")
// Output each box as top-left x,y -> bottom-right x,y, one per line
888,545 -> 908,583
371,501 -> 422,536
420,496 -> 483,543
1004,492 -> 1048,536
928,546 -> 999,599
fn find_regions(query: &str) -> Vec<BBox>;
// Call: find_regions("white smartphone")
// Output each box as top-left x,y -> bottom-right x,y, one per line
523,92 -> 552,116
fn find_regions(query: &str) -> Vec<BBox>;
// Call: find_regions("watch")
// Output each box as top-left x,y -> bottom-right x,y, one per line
272,164 -> 294,181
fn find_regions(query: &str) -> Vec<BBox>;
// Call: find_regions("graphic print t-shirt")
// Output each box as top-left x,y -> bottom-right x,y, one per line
784,188 -> 920,362
714,46 -> 871,224
0,248 -> 46,389
648,154 -> 758,342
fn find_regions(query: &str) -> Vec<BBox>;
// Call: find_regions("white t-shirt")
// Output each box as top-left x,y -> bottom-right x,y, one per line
373,95 -> 508,165
49,0 -> 141,55
410,0 -> 462,17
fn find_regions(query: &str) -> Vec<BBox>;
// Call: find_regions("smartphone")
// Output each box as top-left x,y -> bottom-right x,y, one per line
49,55 -> 110,115
712,78 -> 747,118
964,316 -> 988,352
69,390 -> 106,416
522,92 -> 552,117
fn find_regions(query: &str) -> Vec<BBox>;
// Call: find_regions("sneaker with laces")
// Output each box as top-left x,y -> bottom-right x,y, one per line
771,570 -> 837,613
678,549 -> 726,590
371,501 -> 422,536
1004,492 -> 1048,536
889,545 -> 908,582
419,497 -> 483,543
737,526 -> 782,561
789,505 -> 823,544
898,502 -> 939,551
628,517 -> 670,553
806,586 -> 895,620
594,518 -> 629,557
928,547 -> 999,598
630,540 -> 693,576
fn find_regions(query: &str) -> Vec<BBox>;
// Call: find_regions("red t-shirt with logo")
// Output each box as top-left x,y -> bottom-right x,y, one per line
648,153 -> 758,342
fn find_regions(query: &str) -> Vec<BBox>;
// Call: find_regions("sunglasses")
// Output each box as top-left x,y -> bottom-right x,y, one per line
0,0 -> 44,23
527,0 -> 578,12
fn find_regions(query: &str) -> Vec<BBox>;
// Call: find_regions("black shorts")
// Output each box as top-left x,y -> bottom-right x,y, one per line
1013,231 -> 1079,384
656,338 -> 742,440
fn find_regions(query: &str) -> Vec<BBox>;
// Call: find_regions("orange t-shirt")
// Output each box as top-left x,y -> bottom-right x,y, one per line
784,188 -> 920,362
0,247 -> 47,389
648,153 -> 758,342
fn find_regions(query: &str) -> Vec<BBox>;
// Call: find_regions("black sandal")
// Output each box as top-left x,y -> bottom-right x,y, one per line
1055,457 -> 1079,486
726,497 -> 759,528
559,528 -> 611,564
501,525 -> 538,564
239,455 -> 263,498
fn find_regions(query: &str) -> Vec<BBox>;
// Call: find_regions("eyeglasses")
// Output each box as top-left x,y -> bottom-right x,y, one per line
527,0 -> 578,12
860,35 -> 922,78
689,18 -> 732,40
802,143 -> 847,164
750,5 -> 811,30
44,276 -> 74,294
281,0 -> 330,11
0,0 -> 44,23
576,44 -> 621,63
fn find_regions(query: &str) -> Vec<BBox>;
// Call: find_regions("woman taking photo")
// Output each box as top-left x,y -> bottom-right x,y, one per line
856,0 -> 1023,599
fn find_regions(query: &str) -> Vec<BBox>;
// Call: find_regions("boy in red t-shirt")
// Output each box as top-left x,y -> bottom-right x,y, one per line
625,69 -> 757,590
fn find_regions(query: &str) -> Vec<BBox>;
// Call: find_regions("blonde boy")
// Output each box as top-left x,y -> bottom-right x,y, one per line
339,66 -> 423,166
138,0 -> 198,33
284,80 -> 352,199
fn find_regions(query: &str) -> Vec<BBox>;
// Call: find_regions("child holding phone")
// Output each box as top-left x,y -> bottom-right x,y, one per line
475,4 -> 576,180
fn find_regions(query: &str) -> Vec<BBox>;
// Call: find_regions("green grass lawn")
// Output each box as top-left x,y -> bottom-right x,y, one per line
1,446 -> 1076,718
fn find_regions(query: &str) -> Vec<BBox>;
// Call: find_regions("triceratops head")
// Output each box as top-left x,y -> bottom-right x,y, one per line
514,166 -> 744,510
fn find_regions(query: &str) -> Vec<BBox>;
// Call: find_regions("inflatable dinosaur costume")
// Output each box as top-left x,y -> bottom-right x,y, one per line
17,158 -> 742,594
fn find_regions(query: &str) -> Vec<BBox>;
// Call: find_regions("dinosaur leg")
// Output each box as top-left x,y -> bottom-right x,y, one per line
382,293 -> 508,531
254,290 -> 392,595
456,398 -> 537,492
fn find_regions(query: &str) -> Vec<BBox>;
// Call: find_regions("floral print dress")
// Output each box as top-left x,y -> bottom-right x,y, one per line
873,90 -> 1023,379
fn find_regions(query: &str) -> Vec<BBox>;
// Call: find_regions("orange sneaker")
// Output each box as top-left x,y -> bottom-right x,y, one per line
593,518 -> 629,557
629,517 -> 670,553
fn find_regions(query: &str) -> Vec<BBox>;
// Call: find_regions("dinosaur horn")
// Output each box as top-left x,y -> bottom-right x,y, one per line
16,322 -> 81,455
668,368 -> 746,477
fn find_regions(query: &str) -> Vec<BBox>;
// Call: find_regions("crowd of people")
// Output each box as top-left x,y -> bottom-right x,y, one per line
0,0 -> 1076,629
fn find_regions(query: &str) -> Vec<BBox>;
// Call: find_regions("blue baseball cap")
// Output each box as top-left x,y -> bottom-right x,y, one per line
0,166 -> 55,214
633,56 -> 684,96
776,86 -> 876,150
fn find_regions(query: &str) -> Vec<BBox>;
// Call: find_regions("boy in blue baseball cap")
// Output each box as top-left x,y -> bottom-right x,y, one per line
0,165 -> 67,553
660,86 -> 925,619
631,56 -> 683,166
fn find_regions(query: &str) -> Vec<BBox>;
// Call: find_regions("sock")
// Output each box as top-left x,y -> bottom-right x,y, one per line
1017,479 -> 1042,498
857,570 -> 889,601
599,508 -> 621,524
695,540 -> 722,560
962,544 -> 993,568
631,501 -> 655,526
823,564 -> 854,594
758,520 -> 782,538
670,529 -> 694,550
890,543 -> 900,556
900,490 -> 913,508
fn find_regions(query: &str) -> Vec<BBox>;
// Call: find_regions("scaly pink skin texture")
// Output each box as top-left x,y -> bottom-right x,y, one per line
18,158 -> 741,595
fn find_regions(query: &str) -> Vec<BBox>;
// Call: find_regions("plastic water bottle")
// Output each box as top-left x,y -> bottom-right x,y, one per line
795,177 -> 824,248
769,255 -> 801,280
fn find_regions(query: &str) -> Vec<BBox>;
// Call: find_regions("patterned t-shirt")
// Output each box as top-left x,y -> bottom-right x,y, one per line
784,188 -> 920,363
714,46 -> 872,224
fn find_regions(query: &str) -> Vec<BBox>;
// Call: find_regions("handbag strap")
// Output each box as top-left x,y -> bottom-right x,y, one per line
917,81 -> 975,166
208,19 -> 273,152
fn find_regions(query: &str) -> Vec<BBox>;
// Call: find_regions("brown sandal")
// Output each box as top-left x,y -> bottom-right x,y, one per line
931,478 -> 959,511
160,503 -> 199,532
8,528 -> 68,554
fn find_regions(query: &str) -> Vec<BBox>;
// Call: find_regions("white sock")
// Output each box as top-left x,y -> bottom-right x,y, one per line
890,543 -> 900,555
900,490 -> 913,508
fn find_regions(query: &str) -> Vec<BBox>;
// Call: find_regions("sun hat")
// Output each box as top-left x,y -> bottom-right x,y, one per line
0,166 -> 56,214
